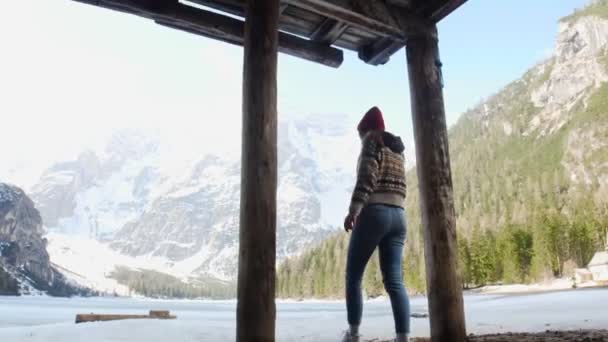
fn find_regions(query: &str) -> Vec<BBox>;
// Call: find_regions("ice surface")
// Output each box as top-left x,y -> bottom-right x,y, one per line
1,289 -> 608,341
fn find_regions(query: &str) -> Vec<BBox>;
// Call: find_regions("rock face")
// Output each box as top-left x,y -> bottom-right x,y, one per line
31,151 -> 102,229
458,11 -> 608,200
530,16 -> 608,136
0,183 -> 54,287
0,183 -> 93,296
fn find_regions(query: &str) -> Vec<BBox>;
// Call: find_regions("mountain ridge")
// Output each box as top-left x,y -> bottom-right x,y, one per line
25,113 -> 363,293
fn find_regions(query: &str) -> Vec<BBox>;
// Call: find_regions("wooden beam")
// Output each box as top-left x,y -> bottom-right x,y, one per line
430,0 -> 467,22
282,0 -> 405,42
74,0 -> 343,67
187,0 -> 288,17
237,0 -> 278,341
358,37 -> 404,65
413,0 -> 468,22
279,3 -> 288,14
387,0 -> 413,8
186,0 -> 244,18
189,0 -> 405,41
310,18 -> 348,44
405,25 -> 467,342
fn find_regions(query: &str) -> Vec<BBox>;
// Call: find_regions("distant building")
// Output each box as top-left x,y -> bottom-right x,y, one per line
588,251 -> 608,282
588,233 -> 608,282
575,268 -> 593,283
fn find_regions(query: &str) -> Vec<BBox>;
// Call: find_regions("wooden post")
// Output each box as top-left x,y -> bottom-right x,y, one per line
405,24 -> 466,342
237,1 -> 279,342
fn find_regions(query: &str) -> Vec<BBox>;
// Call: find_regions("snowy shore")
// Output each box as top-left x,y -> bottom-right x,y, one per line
470,278 -> 605,295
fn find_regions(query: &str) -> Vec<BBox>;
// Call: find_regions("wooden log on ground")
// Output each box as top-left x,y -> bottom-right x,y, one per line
75,310 -> 176,324
405,24 -> 466,342
236,0 -> 278,341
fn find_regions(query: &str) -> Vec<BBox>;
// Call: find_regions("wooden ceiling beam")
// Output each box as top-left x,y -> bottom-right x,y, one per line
279,3 -> 289,14
411,0 -> 468,23
73,0 -> 343,67
386,0 -> 413,8
359,37 -> 403,66
185,1 -> 288,18
310,18 -> 348,45
185,0 -> 244,18
282,0 -> 406,42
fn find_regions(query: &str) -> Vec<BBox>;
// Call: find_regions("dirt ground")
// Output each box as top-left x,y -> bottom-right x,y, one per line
372,330 -> 608,341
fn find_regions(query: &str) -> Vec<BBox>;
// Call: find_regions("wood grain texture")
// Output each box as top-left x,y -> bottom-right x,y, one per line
236,0 -> 279,341
75,311 -> 176,324
405,25 -> 467,342
283,0 -> 405,41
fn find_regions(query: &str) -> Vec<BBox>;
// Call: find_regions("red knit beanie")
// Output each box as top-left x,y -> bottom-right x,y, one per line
357,106 -> 385,133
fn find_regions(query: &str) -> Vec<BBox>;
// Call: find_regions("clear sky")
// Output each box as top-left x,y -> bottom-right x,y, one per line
0,0 -> 589,187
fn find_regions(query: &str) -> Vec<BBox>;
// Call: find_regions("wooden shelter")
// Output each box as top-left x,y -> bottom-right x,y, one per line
72,0 -> 468,341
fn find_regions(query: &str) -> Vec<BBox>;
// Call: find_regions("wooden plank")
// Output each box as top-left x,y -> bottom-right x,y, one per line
187,0 -> 286,17
237,0 -> 278,341
387,0 -> 413,8
330,32 -> 360,51
278,30 -> 343,66
74,0 -> 342,67
279,14 -> 318,37
186,0 -> 322,39
343,25 -> 378,40
405,25 -> 467,342
282,0 -> 406,41
310,18 -> 348,44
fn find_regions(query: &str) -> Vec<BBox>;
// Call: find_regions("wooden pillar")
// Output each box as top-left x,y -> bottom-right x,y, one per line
237,1 -> 279,341
405,24 -> 466,342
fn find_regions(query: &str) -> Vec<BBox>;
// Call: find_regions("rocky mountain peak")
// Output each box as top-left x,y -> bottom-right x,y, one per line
528,12 -> 608,136
556,16 -> 608,60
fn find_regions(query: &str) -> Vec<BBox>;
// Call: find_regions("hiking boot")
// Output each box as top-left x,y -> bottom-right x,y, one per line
340,330 -> 361,342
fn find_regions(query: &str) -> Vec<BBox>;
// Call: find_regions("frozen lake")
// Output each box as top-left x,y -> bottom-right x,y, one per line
1,289 -> 607,341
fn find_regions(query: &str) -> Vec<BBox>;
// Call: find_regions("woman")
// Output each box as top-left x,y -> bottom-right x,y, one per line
342,106 -> 410,342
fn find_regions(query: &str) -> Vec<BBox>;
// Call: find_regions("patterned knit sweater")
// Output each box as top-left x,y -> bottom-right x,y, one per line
349,131 -> 407,216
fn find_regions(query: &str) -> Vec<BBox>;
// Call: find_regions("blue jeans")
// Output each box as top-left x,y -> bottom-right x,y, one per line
346,204 -> 410,334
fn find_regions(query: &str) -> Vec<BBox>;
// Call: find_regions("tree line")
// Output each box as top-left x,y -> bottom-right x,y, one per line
110,266 -> 235,299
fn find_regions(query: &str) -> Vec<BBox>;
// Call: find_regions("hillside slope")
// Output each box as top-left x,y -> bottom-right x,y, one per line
277,1 -> 608,297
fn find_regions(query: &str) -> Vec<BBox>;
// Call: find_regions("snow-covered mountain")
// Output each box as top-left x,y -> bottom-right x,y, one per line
29,113 -> 366,288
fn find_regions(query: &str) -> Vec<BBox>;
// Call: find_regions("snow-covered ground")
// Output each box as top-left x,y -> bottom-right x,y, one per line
473,278 -> 602,294
46,232 -> 216,295
1,289 -> 608,341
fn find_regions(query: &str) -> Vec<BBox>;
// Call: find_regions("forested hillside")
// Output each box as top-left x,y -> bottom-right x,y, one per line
277,1 -> 608,297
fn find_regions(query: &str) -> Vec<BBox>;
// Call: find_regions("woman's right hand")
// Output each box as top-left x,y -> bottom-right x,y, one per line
344,213 -> 358,232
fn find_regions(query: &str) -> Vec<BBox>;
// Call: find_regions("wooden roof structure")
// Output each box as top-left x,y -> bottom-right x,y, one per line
74,0 -> 466,67
71,1 -> 470,341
